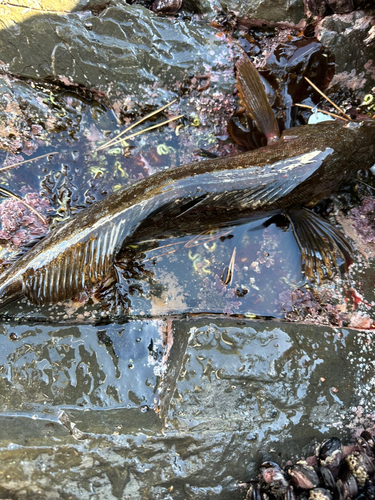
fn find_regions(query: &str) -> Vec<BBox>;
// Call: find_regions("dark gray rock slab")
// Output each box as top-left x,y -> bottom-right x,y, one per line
0,317 -> 373,499
184,0 -> 305,24
0,2 -> 237,105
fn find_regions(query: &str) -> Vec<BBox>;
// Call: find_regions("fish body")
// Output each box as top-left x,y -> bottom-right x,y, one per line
1,54 -> 375,309
0,117 -> 374,308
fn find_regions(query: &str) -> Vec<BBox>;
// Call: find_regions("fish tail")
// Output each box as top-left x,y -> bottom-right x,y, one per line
0,278 -> 23,310
236,56 -> 280,145
286,208 -> 353,283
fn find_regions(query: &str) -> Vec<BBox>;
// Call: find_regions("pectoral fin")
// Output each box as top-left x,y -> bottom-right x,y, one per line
236,56 -> 280,145
286,208 -> 353,283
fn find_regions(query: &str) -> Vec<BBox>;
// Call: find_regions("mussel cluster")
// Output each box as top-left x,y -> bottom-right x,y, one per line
247,432 -> 375,500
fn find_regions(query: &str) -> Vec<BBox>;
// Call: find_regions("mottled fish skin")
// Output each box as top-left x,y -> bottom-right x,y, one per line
0,119 -> 374,307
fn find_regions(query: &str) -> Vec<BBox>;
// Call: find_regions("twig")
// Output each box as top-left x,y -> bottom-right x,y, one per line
96,99 -> 178,151
0,186 -> 47,224
97,115 -> 184,151
294,103 -> 348,122
142,229 -> 232,263
357,179 -> 375,191
0,152 -> 58,173
221,246 -> 236,286
304,77 -> 351,120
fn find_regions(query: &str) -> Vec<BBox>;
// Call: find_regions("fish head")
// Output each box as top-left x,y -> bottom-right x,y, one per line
340,119 -> 375,173
299,118 -> 375,191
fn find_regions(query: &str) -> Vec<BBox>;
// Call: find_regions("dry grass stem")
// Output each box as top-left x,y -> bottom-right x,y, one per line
221,246 -> 236,286
96,99 -> 178,151
304,77 -> 351,120
295,103 -> 348,122
99,115 -> 184,150
142,229 -> 232,263
0,152 -> 59,173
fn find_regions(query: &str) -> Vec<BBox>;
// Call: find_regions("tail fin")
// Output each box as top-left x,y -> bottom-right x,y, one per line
286,208 -> 353,283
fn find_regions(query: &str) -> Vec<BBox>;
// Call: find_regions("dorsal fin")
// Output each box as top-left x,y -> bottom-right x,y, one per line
132,148 -> 334,243
236,56 -> 280,145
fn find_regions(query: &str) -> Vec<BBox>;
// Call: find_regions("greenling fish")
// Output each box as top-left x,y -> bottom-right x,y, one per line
0,57 -> 374,308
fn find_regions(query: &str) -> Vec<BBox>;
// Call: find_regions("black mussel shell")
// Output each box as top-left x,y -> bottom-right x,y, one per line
260,461 -> 290,497
260,461 -> 286,476
319,438 -> 342,461
310,487 -> 333,500
335,479 -> 347,500
359,431 -> 375,457
319,466 -> 337,491
285,485 -> 296,500
361,479 -> 375,500
248,432 -> 375,500
341,471 -> 359,498
361,431 -> 375,448
286,464 -> 320,490
246,483 -> 263,500
335,475 -> 358,500
357,437 -> 374,459
318,438 -> 343,478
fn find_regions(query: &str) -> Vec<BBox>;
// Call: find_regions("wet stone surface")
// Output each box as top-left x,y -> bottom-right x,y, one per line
184,0 -> 306,23
0,1 -> 237,105
0,318 -> 374,498
317,11 -> 375,94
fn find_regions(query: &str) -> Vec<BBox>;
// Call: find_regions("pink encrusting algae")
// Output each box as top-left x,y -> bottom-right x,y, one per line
0,193 -> 51,247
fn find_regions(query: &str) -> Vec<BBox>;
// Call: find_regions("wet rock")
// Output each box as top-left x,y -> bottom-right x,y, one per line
0,74 -> 61,154
350,197 -> 375,244
317,11 -> 375,94
221,0 -> 305,24
0,318 -> 374,498
306,0 -> 353,16
0,2 -> 237,106
184,0 -> 305,23
306,0 -> 375,16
